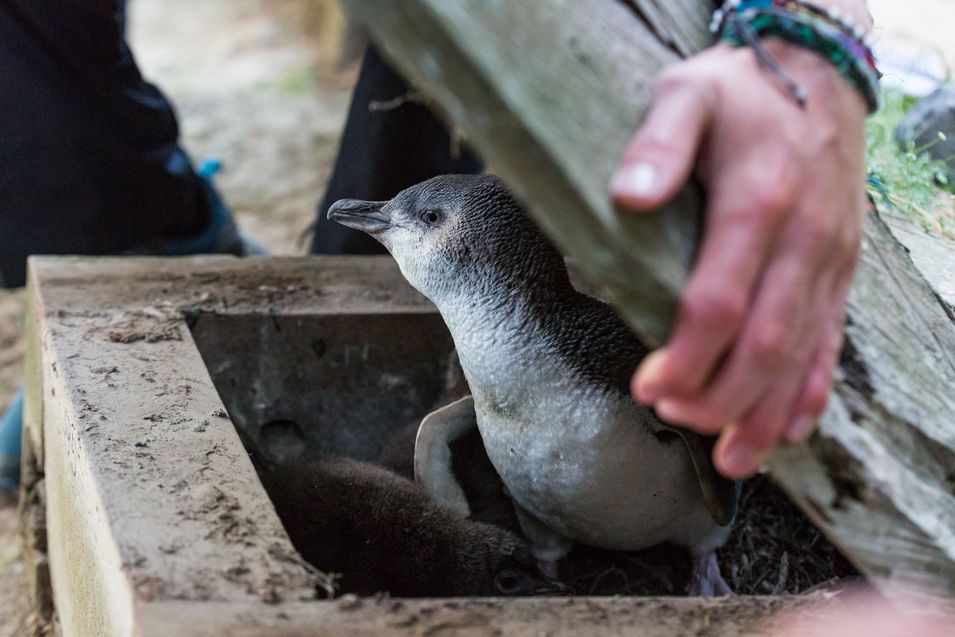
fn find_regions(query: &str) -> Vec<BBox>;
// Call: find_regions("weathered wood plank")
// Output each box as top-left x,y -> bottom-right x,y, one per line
134,593 -> 843,637
625,0 -> 714,57
25,255 -> 843,635
344,0 -> 955,605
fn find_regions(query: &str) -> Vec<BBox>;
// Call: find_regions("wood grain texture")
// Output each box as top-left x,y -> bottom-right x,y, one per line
343,0 -> 955,605
24,256 -> 844,634
624,0 -> 714,56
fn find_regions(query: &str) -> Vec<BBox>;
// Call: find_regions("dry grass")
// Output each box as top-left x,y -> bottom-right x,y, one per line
555,476 -> 859,597
720,476 -> 858,596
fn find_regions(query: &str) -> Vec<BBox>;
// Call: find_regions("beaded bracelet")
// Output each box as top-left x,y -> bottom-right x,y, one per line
711,0 -> 881,114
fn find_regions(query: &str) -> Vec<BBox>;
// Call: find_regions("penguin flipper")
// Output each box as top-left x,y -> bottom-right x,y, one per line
651,417 -> 739,527
414,395 -> 477,518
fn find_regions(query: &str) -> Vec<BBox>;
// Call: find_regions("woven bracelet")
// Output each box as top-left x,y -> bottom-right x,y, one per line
712,0 -> 881,114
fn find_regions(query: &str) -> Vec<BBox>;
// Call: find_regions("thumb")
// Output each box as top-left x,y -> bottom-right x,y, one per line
611,77 -> 713,212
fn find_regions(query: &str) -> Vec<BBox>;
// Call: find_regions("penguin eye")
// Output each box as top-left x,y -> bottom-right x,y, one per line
418,209 -> 443,226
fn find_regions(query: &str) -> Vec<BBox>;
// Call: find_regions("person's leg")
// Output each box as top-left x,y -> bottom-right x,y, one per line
0,0 -> 259,491
311,46 -> 484,255
0,0 -> 227,288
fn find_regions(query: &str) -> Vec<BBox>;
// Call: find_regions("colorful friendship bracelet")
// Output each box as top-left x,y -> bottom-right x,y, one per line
713,0 -> 875,46
721,0 -> 880,80
711,0 -> 881,114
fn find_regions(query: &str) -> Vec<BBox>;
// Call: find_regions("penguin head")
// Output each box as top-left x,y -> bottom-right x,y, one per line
328,174 -> 564,302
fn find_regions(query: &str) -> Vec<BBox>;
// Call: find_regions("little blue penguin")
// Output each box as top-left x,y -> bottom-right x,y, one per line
329,174 -> 738,595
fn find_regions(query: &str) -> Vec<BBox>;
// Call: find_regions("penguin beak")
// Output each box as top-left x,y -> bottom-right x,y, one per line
327,199 -> 391,233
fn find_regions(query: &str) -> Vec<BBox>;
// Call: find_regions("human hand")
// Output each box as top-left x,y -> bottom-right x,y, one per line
612,41 -> 868,479
764,592 -> 952,637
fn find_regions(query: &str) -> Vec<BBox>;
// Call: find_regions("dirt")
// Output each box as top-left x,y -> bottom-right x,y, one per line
105,313 -> 185,344
0,498 -> 31,637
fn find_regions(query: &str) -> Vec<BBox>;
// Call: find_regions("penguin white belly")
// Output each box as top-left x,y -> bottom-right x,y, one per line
475,386 -> 721,552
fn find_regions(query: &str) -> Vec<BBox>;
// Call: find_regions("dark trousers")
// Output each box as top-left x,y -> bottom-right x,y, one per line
310,47 -> 483,255
0,1 -> 480,286
0,0 -> 209,288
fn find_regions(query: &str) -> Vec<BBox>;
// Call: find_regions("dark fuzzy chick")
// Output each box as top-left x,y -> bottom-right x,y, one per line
259,455 -> 550,597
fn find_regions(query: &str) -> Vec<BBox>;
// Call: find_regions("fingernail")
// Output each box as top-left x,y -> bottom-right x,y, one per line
611,162 -> 659,200
787,416 -> 816,442
720,440 -> 759,476
656,398 -> 689,424
634,350 -> 667,402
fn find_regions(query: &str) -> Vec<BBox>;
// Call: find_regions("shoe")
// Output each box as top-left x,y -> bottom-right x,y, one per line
129,159 -> 267,257
0,389 -> 24,493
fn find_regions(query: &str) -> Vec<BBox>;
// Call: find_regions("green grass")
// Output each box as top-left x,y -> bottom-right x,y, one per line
866,89 -> 955,239
261,66 -> 319,97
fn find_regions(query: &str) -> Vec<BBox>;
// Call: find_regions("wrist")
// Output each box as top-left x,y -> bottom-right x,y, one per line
712,0 -> 880,113
765,40 -> 869,116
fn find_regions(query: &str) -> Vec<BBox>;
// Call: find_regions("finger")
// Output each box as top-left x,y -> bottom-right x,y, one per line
711,317 -> 817,479
713,423 -> 767,479
611,72 -> 714,211
783,329 -> 839,443
654,247 -> 822,433
657,182 -> 845,432
720,245 -> 845,463
633,165 -> 790,404
785,273 -> 853,441
721,351 -> 810,476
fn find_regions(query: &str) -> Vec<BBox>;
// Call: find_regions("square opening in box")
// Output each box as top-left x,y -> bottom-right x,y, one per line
189,312 -> 460,465
189,310 -> 856,599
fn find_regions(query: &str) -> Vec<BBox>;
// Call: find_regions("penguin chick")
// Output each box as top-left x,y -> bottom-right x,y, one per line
329,175 -> 739,595
259,455 -> 554,597
377,349 -> 470,480
376,419 -> 419,480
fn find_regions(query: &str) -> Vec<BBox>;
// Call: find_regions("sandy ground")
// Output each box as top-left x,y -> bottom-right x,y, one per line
2,0 -> 955,632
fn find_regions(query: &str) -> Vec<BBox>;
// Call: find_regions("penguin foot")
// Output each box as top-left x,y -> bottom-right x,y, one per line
511,501 -> 573,582
687,551 -> 732,597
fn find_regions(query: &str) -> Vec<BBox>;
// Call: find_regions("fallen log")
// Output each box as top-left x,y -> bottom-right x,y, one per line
342,0 -> 955,606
